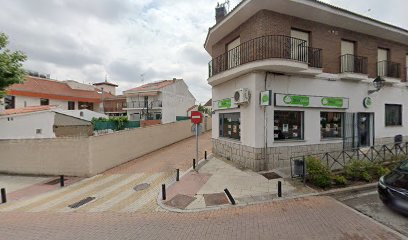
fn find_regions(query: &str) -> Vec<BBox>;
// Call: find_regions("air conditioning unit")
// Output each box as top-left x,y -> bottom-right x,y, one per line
234,88 -> 250,104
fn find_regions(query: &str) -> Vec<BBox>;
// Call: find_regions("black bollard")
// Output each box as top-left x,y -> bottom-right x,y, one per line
278,181 -> 282,198
60,175 -> 65,187
193,159 -> 196,170
176,169 -> 180,181
1,188 -> 6,204
224,188 -> 236,205
162,184 -> 166,200
205,151 -> 207,160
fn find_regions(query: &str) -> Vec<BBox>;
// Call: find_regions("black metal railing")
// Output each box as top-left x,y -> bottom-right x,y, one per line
377,60 -> 400,79
340,54 -> 368,74
290,142 -> 408,177
208,35 -> 323,77
125,100 -> 162,109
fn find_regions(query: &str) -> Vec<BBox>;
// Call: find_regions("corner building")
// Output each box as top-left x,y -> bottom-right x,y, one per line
204,0 -> 408,172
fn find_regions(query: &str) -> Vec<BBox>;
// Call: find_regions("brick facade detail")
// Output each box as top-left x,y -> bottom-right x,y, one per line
211,10 -> 408,81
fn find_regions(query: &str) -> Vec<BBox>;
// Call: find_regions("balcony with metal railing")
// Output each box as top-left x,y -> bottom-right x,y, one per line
339,54 -> 369,81
208,35 -> 323,84
124,100 -> 162,109
377,60 -> 401,81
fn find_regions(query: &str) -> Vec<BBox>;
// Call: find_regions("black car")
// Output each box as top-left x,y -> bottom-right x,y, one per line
378,160 -> 408,215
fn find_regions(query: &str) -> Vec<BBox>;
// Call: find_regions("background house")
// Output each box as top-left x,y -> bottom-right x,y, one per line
0,106 -> 93,139
4,74 -> 115,112
123,78 -> 196,124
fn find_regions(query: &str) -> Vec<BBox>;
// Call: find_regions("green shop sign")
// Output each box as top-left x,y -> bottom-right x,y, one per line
218,98 -> 232,109
214,98 -> 238,110
275,93 -> 349,109
321,97 -> 344,108
283,95 -> 310,107
260,90 -> 272,106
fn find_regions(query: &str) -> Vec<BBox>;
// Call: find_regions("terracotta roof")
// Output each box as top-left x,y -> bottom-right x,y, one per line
7,76 -> 114,103
126,79 -> 177,92
93,81 -> 119,87
1,105 -> 57,116
204,99 -> 212,106
187,105 -> 198,112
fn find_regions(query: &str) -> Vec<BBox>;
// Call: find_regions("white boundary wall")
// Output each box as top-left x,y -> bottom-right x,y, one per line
0,119 -> 211,176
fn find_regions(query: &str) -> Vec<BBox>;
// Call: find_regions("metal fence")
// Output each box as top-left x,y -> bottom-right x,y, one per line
93,120 -> 140,131
290,142 -> 408,178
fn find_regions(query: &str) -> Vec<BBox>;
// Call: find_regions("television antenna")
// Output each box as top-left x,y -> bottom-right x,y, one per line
217,0 -> 230,12
140,73 -> 145,83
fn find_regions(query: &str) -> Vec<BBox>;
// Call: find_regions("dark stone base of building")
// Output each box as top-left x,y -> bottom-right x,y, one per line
212,137 -> 401,172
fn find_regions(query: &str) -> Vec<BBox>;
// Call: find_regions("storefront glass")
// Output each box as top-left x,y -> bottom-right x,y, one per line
274,111 -> 303,141
219,112 -> 240,140
320,112 -> 343,139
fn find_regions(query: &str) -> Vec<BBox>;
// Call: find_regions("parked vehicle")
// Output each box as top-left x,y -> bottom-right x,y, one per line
378,160 -> 408,215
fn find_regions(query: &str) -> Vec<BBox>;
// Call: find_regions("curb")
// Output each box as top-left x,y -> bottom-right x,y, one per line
157,153 -> 222,213
318,182 -> 378,197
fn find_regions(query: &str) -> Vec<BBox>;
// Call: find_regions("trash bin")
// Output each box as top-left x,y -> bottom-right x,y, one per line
394,134 -> 403,144
294,159 -> 304,176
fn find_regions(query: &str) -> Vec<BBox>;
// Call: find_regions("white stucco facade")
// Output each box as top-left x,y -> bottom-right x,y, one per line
124,79 -> 196,124
13,95 -> 79,110
211,71 -> 408,170
213,72 -> 408,148
0,111 -> 56,139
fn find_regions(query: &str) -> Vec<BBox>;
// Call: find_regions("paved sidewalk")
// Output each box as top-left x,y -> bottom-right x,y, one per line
0,132 -> 212,213
164,157 -> 315,210
0,196 -> 404,240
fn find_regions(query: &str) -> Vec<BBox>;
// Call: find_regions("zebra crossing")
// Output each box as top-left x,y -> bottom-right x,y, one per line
0,172 -> 175,213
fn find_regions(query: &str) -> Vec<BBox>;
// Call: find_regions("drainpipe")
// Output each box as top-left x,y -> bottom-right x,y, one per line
263,72 -> 271,171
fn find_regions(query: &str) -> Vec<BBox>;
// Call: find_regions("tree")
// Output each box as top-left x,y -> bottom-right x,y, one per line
0,32 -> 27,98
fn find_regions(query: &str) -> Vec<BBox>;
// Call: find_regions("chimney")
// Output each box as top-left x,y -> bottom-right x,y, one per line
215,3 -> 227,23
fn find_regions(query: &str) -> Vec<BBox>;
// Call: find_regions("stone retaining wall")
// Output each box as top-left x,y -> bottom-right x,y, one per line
212,137 -> 406,171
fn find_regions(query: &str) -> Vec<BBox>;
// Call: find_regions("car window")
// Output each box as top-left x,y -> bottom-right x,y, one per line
385,171 -> 408,189
398,161 -> 408,171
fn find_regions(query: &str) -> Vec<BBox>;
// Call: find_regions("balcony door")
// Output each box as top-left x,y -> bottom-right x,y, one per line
290,29 -> 309,62
341,40 -> 355,72
378,48 -> 389,76
227,38 -> 240,69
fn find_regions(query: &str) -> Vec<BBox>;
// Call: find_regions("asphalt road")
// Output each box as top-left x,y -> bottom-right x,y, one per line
334,187 -> 408,237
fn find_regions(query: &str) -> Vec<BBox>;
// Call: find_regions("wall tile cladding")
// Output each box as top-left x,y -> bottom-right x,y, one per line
213,137 -> 406,172
211,10 -> 408,81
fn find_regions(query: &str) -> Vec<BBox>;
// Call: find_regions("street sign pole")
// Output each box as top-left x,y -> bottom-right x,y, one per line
196,123 -> 198,168
191,111 -> 203,170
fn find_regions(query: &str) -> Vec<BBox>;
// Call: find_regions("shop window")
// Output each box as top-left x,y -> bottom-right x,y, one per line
40,98 -> 49,106
219,112 -> 240,140
321,112 -> 343,139
274,111 -> 303,141
385,104 -> 402,126
68,101 -> 75,110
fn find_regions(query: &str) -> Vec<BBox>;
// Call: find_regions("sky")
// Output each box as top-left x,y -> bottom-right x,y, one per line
0,0 -> 406,103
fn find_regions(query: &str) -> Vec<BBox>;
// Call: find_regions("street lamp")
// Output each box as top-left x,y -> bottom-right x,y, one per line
368,76 -> 385,94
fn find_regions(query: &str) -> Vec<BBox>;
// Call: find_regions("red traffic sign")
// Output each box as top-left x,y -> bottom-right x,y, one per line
191,111 -> 203,124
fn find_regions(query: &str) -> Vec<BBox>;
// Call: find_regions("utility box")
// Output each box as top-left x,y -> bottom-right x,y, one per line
293,159 -> 305,176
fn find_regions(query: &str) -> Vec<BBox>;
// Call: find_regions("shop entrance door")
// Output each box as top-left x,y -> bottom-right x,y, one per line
357,113 -> 374,147
343,112 -> 374,149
